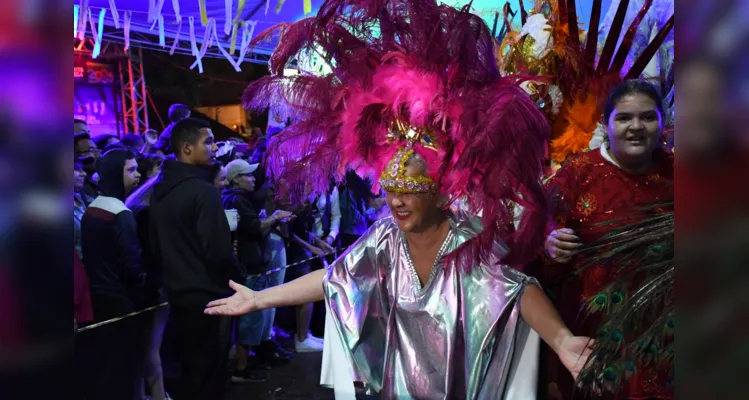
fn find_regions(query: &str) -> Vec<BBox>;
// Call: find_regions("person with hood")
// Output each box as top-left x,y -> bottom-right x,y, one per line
80,148 -> 144,400
149,118 -> 244,400
222,159 -> 294,381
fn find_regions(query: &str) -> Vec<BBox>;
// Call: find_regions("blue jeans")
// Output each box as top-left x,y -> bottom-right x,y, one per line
262,233 -> 286,341
236,233 -> 287,345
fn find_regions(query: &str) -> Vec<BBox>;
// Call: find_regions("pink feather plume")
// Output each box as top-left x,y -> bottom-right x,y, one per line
242,0 -> 550,267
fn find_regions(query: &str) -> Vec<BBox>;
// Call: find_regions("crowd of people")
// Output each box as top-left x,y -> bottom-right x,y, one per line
73,104 -> 389,400
71,0 -> 675,398
72,81 -> 674,400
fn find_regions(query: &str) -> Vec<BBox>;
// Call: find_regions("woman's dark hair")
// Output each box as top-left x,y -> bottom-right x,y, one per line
603,80 -> 664,122
136,153 -> 164,181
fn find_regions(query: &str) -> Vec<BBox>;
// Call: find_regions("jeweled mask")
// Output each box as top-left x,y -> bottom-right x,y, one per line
378,120 -> 439,194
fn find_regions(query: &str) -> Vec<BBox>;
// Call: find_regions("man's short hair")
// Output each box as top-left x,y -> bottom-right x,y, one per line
170,118 -> 211,155
168,104 -> 191,123
74,118 -> 87,125
74,133 -> 92,148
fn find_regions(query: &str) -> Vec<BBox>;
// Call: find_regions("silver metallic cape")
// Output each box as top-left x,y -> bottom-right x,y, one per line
321,210 -> 540,399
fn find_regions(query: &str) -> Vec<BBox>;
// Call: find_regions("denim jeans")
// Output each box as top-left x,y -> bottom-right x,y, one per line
262,232 -> 287,341
236,233 -> 287,345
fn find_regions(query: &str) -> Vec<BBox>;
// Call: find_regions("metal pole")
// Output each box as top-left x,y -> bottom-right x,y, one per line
138,47 -> 149,132
118,57 -> 129,135
127,49 -> 138,133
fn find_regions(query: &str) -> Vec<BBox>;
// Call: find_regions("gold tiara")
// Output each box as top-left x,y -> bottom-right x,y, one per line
386,120 -> 440,152
379,120 -> 439,194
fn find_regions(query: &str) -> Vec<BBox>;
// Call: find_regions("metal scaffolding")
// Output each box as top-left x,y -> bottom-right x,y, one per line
74,37 -> 149,135
76,33 -> 272,136
119,47 -> 149,134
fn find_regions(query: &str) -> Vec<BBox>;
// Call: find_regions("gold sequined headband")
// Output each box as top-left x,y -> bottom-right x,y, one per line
378,120 -> 439,194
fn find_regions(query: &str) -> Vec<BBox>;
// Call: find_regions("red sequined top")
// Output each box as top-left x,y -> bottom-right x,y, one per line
539,147 -> 674,400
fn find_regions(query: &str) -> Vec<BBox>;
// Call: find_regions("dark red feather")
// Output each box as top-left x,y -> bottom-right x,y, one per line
625,14 -> 674,79
583,0 -> 603,66
597,0 -> 631,73
610,0 -> 655,74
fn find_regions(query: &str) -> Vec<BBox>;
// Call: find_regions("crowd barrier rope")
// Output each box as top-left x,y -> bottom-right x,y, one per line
76,251 -> 338,333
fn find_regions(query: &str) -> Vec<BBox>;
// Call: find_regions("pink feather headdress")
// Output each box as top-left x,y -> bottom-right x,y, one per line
243,0 -> 550,266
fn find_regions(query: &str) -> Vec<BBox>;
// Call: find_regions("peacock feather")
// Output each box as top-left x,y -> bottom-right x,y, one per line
572,203 -> 674,397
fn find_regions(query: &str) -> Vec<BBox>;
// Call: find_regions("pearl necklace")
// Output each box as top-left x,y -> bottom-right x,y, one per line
400,229 -> 454,295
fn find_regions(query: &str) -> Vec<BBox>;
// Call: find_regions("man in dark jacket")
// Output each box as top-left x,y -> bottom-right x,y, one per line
222,160 -> 294,381
149,118 -> 243,400
81,148 -> 143,400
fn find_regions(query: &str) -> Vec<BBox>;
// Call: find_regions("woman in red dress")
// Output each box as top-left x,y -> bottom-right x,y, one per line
539,80 -> 674,399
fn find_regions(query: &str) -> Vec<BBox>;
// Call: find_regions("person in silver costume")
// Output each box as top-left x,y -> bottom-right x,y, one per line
205,153 -> 593,399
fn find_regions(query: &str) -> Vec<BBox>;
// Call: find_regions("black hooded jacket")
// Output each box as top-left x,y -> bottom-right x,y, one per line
150,159 -> 245,309
222,187 -> 269,275
81,150 -> 145,317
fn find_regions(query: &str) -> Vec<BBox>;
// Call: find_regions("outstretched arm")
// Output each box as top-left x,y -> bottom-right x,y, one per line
521,284 -> 593,379
205,268 -> 326,316
258,268 -> 326,308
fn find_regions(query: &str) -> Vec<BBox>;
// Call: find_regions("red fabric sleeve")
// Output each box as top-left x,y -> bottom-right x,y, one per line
73,250 -> 94,323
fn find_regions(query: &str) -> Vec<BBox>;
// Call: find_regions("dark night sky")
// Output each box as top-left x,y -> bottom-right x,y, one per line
140,48 -> 271,133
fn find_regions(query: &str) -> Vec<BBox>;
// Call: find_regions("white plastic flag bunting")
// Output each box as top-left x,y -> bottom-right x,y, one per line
87,9 -> 95,44
74,5 -> 79,37
148,0 -> 156,22
108,0 -> 120,29
159,15 -> 166,47
213,22 -> 242,72
247,19 -> 257,42
124,11 -> 131,51
155,0 -> 166,19
189,16 -> 198,56
94,8 -> 106,58
200,19 -> 216,58
77,0 -> 89,40
225,0 -> 233,35
88,8 -> 105,59
170,20 -> 183,55
190,18 -> 215,73
236,20 -> 256,65
172,0 -> 182,22
207,24 -> 215,48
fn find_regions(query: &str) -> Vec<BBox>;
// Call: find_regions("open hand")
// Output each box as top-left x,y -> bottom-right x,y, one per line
545,228 -> 582,263
272,209 -> 294,223
204,280 -> 259,316
557,336 -> 594,379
